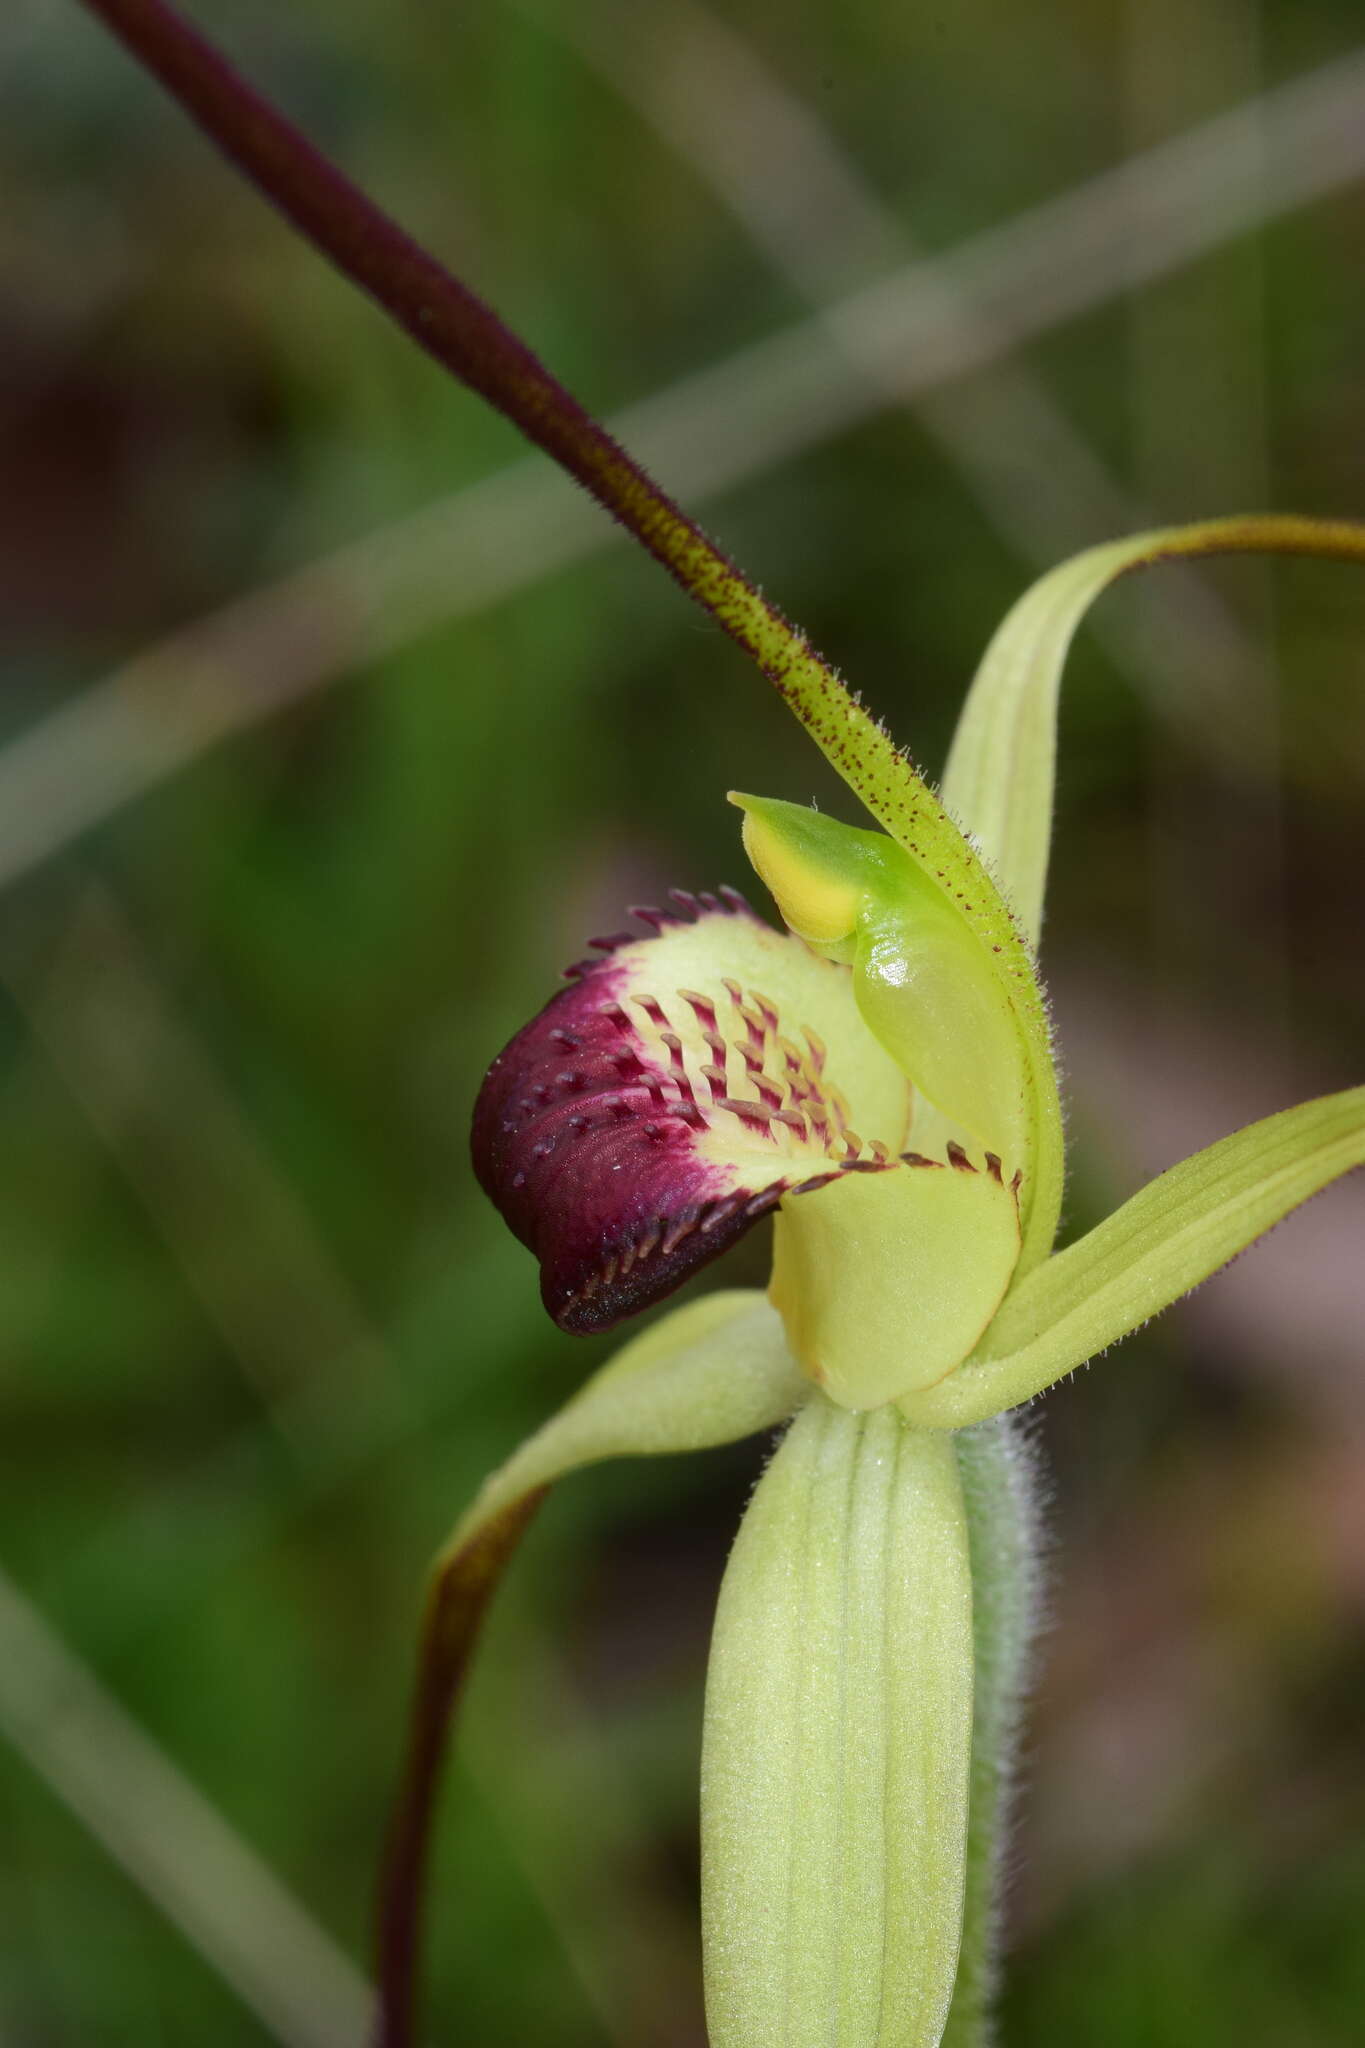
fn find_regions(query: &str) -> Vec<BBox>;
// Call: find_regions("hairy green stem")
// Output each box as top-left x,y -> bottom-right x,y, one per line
943,1414 -> 1046,2045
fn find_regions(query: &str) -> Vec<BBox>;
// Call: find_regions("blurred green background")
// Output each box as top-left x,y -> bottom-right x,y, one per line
3,0 -> 1365,2041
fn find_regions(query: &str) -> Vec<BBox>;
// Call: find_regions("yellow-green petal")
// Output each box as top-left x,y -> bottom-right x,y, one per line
900,1087 -> 1365,1429
944,514 -> 1365,951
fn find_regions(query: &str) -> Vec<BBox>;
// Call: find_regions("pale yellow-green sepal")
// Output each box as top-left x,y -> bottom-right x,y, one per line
378,1291 -> 808,2010
944,515 -> 1365,950
702,1395 -> 974,2048
900,1087 -> 1365,1429
449,1289 -> 806,1556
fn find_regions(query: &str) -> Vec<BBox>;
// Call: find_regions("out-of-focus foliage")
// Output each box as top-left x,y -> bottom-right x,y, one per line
2,0 -> 1364,2041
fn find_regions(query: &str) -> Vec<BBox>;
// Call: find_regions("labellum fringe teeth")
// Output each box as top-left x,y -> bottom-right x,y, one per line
472,888 -> 930,1333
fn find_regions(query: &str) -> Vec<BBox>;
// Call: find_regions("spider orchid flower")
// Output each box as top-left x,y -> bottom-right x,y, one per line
448,521 -> 1365,2048
52,14 -> 1365,2046
472,810 -> 1024,1413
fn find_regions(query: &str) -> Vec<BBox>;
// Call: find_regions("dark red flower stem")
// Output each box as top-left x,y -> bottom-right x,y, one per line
373,1490 -> 547,2048
74,0 -> 818,685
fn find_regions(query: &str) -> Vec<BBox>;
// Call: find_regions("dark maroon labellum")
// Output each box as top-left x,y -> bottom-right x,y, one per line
471,894 -> 782,1333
